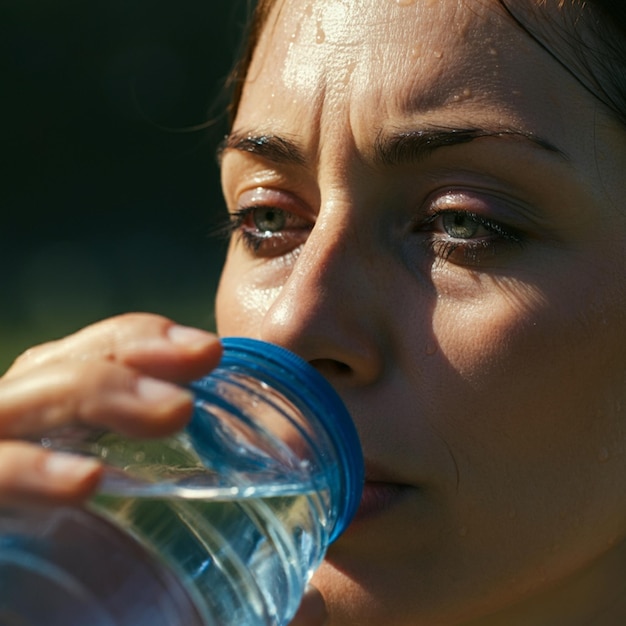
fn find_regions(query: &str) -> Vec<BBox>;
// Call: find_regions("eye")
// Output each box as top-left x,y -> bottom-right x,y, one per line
440,212 -> 483,239
251,206 -> 287,233
415,191 -> 526,267
223,188 -> 313,257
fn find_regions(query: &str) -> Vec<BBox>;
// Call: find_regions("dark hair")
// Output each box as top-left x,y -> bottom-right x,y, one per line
499,0 -> 626,127
226,0 -> 275,126
226,0 -> 626,128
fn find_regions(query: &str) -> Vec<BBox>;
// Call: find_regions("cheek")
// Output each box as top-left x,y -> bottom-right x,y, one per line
427,287 -> 626,579
429,276 -> 625,469
215,260 -> 282,337
430,281 -> 545,384
430,279 -> 626,489
442,318 -> 532,386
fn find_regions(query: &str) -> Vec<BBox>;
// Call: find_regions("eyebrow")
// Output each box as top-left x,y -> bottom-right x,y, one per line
217,132 -> 306,166
373,126 -> 568,166
217,125 -> 567,167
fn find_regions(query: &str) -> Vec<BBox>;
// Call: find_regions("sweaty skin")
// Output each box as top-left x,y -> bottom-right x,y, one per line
217,0 -> 626,624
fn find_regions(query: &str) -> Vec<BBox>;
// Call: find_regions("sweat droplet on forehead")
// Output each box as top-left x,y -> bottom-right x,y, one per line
236,0 -> 575,151
266,0 -> 476,116
279,1 -> 352,97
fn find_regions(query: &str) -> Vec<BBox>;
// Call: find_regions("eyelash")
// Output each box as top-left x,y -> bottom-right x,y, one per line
218,206 -> 308,254
216,202 -> 525,265
216,207 -> 264,252
419,209 -> 525,264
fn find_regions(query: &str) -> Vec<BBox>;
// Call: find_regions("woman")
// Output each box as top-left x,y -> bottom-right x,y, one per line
2,0 -> 626,624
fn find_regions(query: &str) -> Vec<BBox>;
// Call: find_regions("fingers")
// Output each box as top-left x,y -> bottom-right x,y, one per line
0,313 -> 222,508
6,313 -> 223,383
291,585 -> 329,626
0,360 -> 195,439
0,441 -> 103,507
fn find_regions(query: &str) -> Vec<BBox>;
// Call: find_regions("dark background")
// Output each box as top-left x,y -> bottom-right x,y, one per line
1,0 -> 250,372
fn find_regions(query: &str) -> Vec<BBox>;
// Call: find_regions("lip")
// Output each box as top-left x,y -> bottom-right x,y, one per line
351,480 -> 411,523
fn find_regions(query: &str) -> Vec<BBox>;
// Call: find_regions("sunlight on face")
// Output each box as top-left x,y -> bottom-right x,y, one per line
216,0 -> 626,624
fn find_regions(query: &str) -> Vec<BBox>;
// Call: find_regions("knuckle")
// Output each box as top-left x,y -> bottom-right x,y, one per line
6,339 -> 61,374
81,313 -> 176,359
67,359 -> 137,397
38,361 -> 137,428
76,365 -> 139,422
97,312 -> 172,334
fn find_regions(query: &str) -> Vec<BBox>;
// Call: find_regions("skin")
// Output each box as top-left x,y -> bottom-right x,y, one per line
1,0 -> 625,625
216,0 -> 626,624
0,316 -> 222,506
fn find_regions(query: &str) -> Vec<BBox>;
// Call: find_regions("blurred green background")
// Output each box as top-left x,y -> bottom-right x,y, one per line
1,0 -> 249,373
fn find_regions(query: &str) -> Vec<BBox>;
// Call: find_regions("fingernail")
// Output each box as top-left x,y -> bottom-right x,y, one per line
135,377 -> 192,404
44,452 -> 100,480
168,325 -> 215,349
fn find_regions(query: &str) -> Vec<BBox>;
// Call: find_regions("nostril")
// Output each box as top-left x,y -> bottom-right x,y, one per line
309,358 -> 352,377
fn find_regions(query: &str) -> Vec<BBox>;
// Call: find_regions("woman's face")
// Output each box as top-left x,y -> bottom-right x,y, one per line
216,0 -> 626,623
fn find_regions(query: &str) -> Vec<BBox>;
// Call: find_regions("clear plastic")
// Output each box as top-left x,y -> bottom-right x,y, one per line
0,338 -> 364,626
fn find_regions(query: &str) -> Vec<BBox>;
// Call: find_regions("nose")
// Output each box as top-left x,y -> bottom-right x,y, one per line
259,217 -> 386,388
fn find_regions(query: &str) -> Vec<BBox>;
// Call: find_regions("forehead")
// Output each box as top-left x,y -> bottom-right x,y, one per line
230,0 -> 626,184
236,0 -> 569,132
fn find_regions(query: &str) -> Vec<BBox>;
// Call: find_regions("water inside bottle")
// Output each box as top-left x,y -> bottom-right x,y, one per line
83,430 -> 330,623
0,505 -> 206,626
92,481 -> 328,626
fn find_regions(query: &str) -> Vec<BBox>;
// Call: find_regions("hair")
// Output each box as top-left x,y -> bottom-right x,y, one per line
225,0 -> 626,128
498,0 -> 626,127
226,0 -> 275,126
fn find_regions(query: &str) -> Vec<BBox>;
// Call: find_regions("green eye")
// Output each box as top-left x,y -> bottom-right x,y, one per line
226,202 -> 313,257
441,212 -> 480,239
253,207 -> 287,233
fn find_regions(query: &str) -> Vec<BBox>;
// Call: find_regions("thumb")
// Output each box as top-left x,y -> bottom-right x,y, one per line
290,584 -> 328,625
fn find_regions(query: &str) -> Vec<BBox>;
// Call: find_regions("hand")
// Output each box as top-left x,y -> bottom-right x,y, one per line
0,313 -> 221,507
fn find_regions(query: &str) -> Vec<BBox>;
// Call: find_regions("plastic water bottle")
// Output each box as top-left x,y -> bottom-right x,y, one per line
0,338 -> 364,626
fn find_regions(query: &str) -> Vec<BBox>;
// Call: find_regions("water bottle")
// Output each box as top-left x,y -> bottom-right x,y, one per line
0,337 -> 364,626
